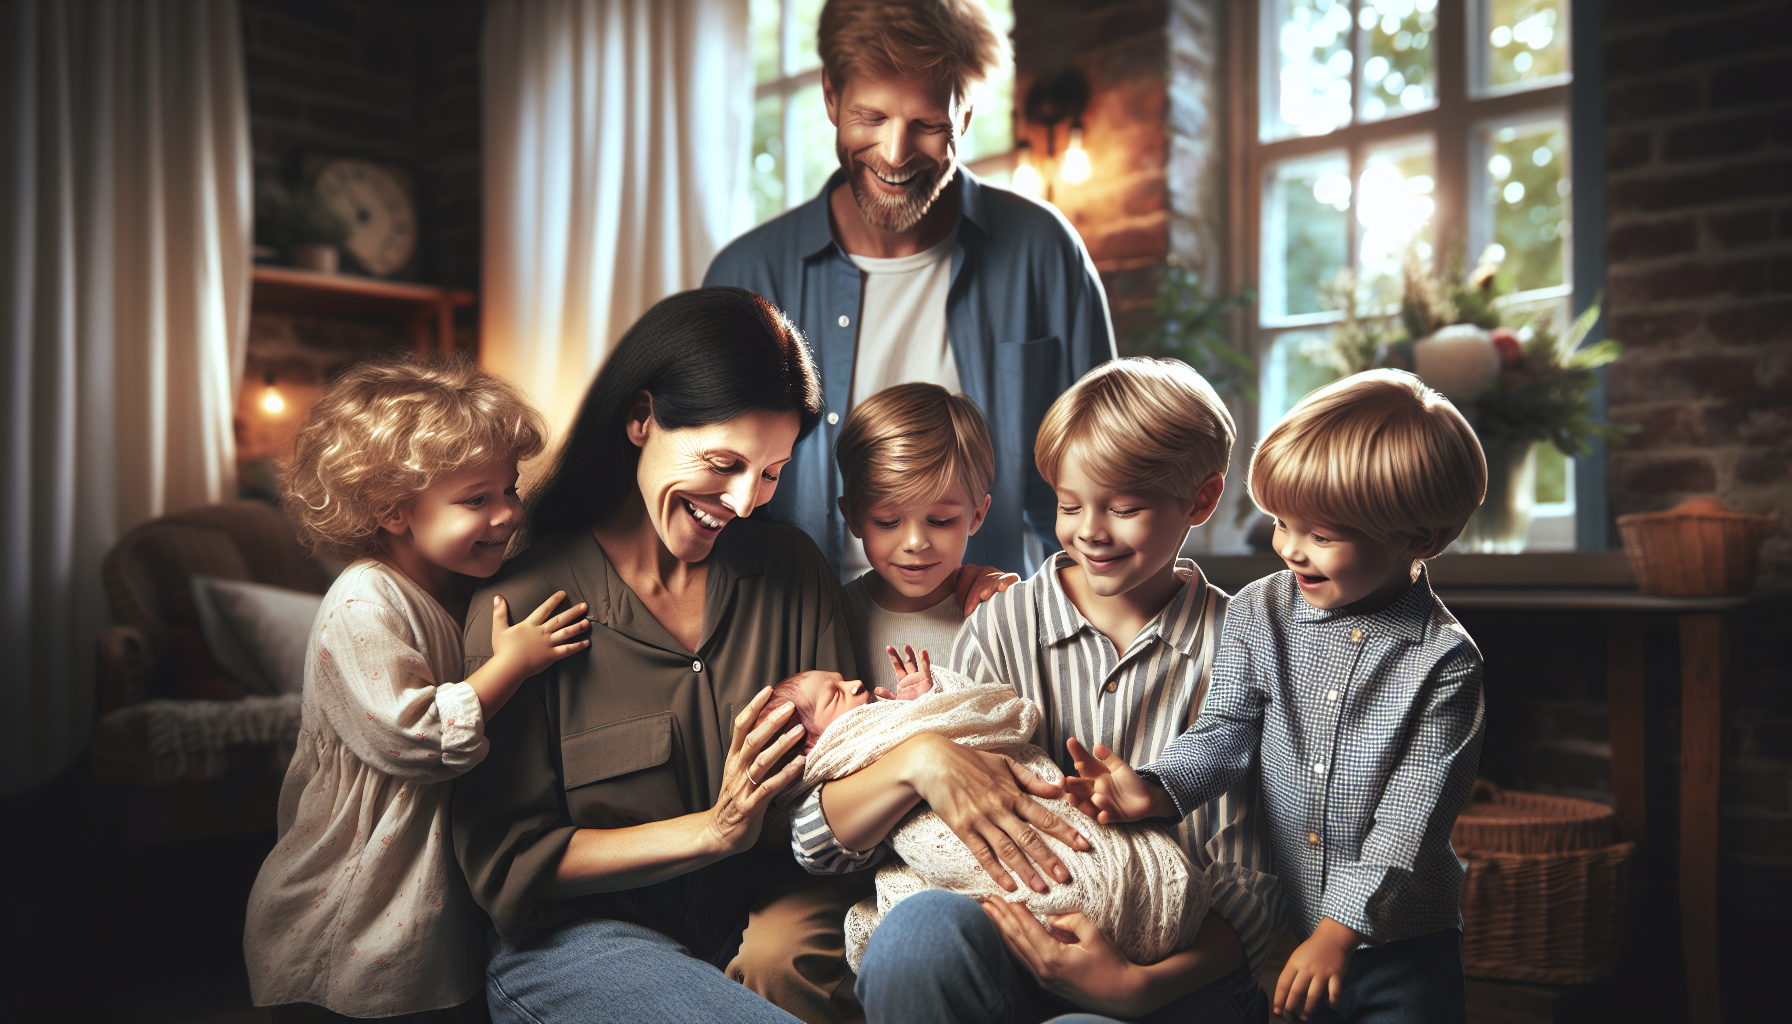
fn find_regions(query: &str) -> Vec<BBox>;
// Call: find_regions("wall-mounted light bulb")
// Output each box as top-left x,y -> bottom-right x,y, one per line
1060,125 -> 1090,185
1012,142 -> 1043,198
261,369 -> 285,414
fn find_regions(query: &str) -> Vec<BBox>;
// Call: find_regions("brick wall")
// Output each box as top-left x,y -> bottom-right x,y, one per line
234,0 -> 485,484
1602,0 -> 1792,592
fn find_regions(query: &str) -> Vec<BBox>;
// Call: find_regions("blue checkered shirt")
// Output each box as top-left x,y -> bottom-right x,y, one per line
1139,565 -> 1484,945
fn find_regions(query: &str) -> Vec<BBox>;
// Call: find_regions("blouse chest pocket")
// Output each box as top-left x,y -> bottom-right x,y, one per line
561,711 -> 685,829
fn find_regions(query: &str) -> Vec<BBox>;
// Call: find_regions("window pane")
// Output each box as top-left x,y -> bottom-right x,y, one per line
1359,0 -> 1438,122
1357,135 -> 1435,287
752,94 -> 785,224
788,0 -> 825,76
792,81 -> 837,204
1260,329 -> 1345,433
1479,119 -> 1567,293
752,0 -> 782,84
1262,0 -> 1354,141
961,0 -> 1015,165
1480,0 -> 1569,92
1262,153 -> 1350,321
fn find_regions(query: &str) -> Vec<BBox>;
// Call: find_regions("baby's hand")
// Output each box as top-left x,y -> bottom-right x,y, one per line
874,645 -> 934,701
491,591 -> 591,679
1060,737 -> 1176,823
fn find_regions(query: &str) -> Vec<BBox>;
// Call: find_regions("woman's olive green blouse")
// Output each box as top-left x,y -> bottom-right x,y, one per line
452,519 -> 855,953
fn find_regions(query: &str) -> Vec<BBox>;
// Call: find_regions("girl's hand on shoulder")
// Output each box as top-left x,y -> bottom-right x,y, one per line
955,564 -> 1021,617
873,645 -> 934,702
490,591 -> 591,678
980,902 -> 1144,1017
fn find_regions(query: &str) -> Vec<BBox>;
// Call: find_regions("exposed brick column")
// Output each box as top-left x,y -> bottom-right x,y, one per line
1602,0 -> 1792,590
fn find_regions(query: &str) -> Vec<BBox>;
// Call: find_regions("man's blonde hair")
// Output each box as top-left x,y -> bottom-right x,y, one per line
281,358 -> 547,561
1034,358 -> 1236,507
1251,369 -> 1487,547
836,382 -> 994,522
818,0 -> 1008,105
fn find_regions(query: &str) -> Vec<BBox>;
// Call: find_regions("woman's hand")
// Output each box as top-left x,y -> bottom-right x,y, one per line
873,644 -> 934,701
702,686 -> 808,856
955,564 -> 1021,617
1060,737 -> 1179,824
981,903 -> 1146,1018
908,735 -> 1090,894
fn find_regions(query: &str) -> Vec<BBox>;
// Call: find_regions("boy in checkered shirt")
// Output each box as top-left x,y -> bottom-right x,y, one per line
1063,370 -> 1489,1024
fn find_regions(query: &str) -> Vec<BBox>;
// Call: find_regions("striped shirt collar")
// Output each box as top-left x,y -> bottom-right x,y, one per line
1284,561 -> 1436,644
1038,552 -> 1211,657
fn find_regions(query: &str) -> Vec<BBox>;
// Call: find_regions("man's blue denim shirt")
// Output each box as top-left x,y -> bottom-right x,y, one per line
703,169 -> 1116,575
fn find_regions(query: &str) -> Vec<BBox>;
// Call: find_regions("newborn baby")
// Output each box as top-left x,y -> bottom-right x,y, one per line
759,655 -> 1210,970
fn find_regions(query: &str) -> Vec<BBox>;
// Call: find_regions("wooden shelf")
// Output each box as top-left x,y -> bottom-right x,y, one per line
250,265 -> 474,353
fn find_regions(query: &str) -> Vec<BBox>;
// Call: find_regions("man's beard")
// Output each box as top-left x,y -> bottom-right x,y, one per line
840,145 -> 956,233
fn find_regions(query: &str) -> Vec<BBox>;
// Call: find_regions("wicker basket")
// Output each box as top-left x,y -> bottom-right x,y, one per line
1616,496 -> 1776,596
1454,782 -> 1633,984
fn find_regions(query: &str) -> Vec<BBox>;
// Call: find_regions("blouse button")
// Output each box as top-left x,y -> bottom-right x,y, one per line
827,412 -> 840,425
691,660 -> 703,673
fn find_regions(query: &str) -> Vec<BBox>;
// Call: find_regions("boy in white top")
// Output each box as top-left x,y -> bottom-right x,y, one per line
833,382 -> 1011,686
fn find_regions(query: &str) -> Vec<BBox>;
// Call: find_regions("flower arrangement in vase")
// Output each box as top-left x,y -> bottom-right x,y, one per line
1322,247 -> 1625,552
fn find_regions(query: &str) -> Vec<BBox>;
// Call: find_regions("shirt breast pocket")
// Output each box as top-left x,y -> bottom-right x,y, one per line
561,711 -> 685,828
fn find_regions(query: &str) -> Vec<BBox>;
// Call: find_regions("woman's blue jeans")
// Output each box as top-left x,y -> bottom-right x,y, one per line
484,918 -> 801,1024
856,890 -> 1268,1024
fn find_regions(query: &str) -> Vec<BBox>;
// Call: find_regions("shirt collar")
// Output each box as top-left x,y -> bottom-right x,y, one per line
797,165 -> 990,261
1287,561 -> 1435,644
1038,553 -> 1206,653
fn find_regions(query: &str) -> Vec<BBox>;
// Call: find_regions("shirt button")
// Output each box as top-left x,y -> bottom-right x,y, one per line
1313,763 -> 1327,776
1327,689 -> 1340,701
837,315 -> 850,327
1308,832 -> 1321,845
691,660 -> 702,673
1350,628 -> 1364,643
826,412 -> 840,425
1104,680 -> 1117,693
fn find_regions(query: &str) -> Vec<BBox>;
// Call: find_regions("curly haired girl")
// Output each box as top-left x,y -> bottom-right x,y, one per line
245,359 -> 590,1020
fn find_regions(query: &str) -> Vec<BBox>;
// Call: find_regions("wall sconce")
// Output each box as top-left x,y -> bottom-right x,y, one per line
1012,140 -> 1043,197
260,369 -> 285,415
1021,69 -> 1092,199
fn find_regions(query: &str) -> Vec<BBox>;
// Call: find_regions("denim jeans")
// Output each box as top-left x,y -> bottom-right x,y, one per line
1299,928 -> 1466,1024
484,918 -> 801,1024
856,890 -> 1268,1024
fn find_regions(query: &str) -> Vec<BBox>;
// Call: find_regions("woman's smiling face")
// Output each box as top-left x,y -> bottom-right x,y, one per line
628,398 -> 801,564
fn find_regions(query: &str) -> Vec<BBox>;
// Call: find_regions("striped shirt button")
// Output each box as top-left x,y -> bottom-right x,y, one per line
1104,679 -> 1118,693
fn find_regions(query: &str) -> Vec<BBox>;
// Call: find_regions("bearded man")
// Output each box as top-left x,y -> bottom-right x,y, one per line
704,0 -> 1116,579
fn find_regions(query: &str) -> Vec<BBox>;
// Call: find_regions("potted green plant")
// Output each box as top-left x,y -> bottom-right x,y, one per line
256,185 -> 349,274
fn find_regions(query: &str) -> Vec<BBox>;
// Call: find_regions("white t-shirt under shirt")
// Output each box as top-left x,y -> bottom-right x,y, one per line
841,232 -> 960,579
840,571 -> 967,691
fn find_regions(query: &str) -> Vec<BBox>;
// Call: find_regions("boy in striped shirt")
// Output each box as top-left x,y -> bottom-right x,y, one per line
801,358 -> 1281,1024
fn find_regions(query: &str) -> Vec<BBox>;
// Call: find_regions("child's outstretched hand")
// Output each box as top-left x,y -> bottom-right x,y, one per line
1060,737 -> 1178,823
491,590 -> 591,679
1273,918 -> 1362,1020
874,645 -> 934,701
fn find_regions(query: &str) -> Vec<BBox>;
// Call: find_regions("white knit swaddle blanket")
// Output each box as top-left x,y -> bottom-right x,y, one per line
795,668 -> 1210,970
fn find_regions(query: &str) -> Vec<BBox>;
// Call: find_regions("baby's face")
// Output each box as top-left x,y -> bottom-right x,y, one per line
789,670 -> 873,733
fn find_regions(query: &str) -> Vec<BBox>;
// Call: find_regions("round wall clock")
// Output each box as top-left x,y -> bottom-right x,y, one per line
313,158 -> 417,278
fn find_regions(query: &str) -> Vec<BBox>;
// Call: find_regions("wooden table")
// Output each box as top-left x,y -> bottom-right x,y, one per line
1440,590 -> 1750,1024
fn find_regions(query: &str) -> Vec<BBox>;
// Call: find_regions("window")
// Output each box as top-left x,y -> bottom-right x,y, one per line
1244,0 -> 1578,550
749,0 -> 1017,225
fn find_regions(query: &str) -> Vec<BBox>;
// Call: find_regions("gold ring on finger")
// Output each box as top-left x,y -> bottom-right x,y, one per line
1019,829 -> 1039,845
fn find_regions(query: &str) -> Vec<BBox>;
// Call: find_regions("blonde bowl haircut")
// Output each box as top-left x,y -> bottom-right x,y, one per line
1250,369 -> 1488,549
818,0 -> 1009,106
280,358 -> 548,562
1034,358 -> 1237,508
836,382 -> 995,524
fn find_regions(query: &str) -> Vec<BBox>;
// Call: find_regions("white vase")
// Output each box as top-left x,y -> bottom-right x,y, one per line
1456,440 -> 1539,553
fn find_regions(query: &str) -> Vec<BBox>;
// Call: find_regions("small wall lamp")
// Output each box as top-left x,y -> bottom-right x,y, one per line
1017,69 -> 1093,198
260,369 -> 285,415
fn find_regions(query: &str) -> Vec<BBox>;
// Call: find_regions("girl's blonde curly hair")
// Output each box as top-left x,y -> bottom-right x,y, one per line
280,358 -> 547,561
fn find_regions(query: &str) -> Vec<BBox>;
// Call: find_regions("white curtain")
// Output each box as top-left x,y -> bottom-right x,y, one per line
0,0 -> 252,796
482,0 -> 754,434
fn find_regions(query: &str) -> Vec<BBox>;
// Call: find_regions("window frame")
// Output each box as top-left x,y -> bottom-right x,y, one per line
1227,0 -> 1609,550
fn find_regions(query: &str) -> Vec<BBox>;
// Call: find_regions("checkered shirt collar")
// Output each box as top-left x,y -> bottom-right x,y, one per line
1285,560 -> 1436,643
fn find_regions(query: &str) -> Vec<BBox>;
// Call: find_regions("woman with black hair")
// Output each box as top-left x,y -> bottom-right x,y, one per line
452,288 -> 864,1024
